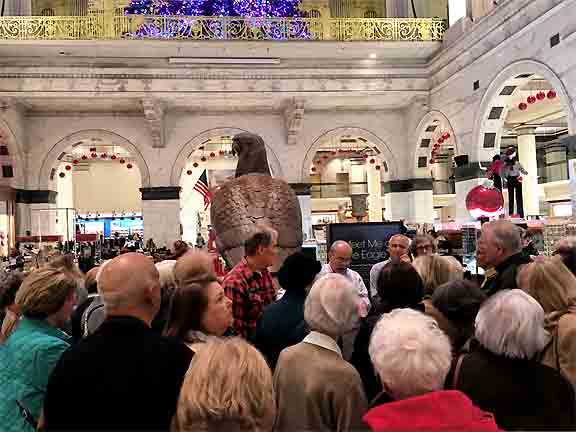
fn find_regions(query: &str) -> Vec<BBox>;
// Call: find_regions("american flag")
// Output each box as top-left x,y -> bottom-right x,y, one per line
194,169 -> 212,210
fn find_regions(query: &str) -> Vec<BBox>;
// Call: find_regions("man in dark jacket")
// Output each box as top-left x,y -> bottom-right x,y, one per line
43,253 -> 193,431
476,220 -> 531,296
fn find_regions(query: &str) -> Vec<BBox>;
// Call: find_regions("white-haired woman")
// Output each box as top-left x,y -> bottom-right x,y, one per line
364,309 -> 499,432
451,289 -> 575,431
274,273 -> 367,432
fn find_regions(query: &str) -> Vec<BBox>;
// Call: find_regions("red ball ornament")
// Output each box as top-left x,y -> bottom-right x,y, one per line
369,159 -> 376,164
210,152 -> 216,158
186,170 -> 192,176
101,153 -> 107,159
59,172 -> 65,178
72,159 -> 79,165
91,152 -> 97,158
193,162 -> 199,168
311,167 -> 317,172
119,159 -> 126,164
375,165 -> 381,170
443,132 -> 450,140
111,154 -> 117,160
65,165 -> 71,171
518,102 -> 528,111
126,163 -> 133,169
536,91 -> 546,101
219,150 -> 225,155
437,137 -> 444,144
81,155 -> 88,160
466,185 -> 504,219
527,95 -> 536,104
547,89 -> 557,99
201,156 -> 207,162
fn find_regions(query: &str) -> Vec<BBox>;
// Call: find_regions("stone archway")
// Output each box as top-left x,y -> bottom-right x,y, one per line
301,126 -> 399,182
37,129 -> 151,190
472,59 -> 575,163
170,127 -> 284,186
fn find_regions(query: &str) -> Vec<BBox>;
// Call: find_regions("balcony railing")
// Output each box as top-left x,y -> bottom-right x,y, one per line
0,15 -> 447,41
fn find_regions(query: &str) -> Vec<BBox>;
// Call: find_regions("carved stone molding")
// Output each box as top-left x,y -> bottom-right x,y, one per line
284,97 -> 305,146
141,98 -> 166,148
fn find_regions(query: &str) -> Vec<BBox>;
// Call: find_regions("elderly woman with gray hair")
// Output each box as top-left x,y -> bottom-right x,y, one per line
451,289 -> 575,431
273,273 -> 367,432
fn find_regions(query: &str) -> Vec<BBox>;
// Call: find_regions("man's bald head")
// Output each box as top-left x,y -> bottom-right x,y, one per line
329,241 -> 353,274
99,253 -> 161,323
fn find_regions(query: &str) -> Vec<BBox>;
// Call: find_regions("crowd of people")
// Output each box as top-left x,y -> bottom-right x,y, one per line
0,220 -> 575,431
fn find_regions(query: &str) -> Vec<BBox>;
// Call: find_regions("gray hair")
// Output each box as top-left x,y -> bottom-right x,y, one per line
475,289 -> 550,359
369,309 -> 452,400
484,220 -> 522,254
304,273 -> 359,337
244,225 -> 278,257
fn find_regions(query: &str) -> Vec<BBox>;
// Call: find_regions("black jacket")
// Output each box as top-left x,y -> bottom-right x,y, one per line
450,345 -> 575,431
44,316 -> 193,431
482,252 -> 531,297
252,289 -> 309,370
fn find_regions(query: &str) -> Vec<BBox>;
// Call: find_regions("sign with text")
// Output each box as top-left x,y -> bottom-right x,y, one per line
327,222 -> 403,287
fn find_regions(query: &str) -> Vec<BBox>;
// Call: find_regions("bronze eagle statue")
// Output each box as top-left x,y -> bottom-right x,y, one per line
210,133 -> 303,270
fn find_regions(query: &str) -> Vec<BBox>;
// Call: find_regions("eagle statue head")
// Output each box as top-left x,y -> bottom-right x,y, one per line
232,133 -> 272,178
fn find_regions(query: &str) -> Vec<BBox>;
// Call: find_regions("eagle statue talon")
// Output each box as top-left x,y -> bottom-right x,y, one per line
210,133 -> 303,271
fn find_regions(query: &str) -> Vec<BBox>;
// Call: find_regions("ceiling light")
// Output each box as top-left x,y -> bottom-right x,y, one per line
369,53 -> 377,59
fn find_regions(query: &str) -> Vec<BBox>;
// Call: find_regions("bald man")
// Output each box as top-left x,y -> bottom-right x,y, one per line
318,241 -> 370,310
369,234 -> 411,300
43,253 -> 193,431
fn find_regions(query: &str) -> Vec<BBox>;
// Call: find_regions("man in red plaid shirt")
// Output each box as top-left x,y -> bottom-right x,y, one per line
222,226 -> 278,339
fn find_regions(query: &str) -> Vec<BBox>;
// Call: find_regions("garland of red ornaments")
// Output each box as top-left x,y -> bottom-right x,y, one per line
429,132 -> 451,165
185,146 -> 233,175
517,89 -> 557,111
58,149 -> 134,178
308,149 -> 384,174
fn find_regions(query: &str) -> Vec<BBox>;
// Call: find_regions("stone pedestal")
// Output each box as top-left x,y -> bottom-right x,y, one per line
517,127 -> 539,217
140,187 -> 181,249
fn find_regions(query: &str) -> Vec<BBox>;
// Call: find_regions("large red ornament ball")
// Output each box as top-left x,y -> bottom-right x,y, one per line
59,172 -> 65,178
547,89 -> 557,99
111,154 -> 117,160
518,102 -> 528,111
466,185 -> 504,219
81,155 -> 88,160
536,91 -> 546,101
119,158 -> 126,164
126,163 -> 133,169
186,170 -> 192,176
527,95 -> 536,104
201,156 -> 207,162
193,162 -> 199,168
65,165 -> 71,171
210,152 -> 216,158
91,152 -> 97,158
72,159 -> 79,165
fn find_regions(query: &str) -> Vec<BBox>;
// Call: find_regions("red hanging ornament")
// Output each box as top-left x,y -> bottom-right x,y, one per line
527,95 -> 536,104
126,163 -> 133,169
547,89 -> 557,99
193,162 -> 199,168
466,184 -> 504,219
437,137 -> 444,144
59,172 -> 65,178
210,152 -> 216,158
536,91 -> 546,101
375,165 -> 381,171
91,152 -> 97,158
443,132 -> 451,140
219,150 -> 225,155
186,170 -> 192,176
111,154 -> 117,160
518,102 -> 528,111
81,155 -> 88,160
119,158 -> 126,164
201,156 -> 207,162
311,167 -> 317,173
65,165 -> 72,171
72,159 -> 79,165
369,158 -> 376,164
101,153 -> 107,159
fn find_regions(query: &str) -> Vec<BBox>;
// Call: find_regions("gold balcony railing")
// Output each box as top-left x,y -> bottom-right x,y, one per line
0,15 -> 447,41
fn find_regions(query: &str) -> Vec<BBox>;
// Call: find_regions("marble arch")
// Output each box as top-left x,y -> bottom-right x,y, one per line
170,127 -> 284,186
473,59 -> 576,163
38,129 -> 151,190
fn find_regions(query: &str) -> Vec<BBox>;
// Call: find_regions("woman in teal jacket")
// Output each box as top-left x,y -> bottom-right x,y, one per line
0,267 -> 78,431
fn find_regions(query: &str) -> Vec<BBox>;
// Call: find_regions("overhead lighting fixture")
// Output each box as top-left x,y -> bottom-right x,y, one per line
369,53 -> 377,59
169,57 -> 281,65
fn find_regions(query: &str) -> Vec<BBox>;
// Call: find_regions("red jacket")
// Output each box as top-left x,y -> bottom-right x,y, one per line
363,390 -> 501,432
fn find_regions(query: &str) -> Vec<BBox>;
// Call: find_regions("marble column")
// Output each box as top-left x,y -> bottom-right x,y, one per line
289,183 -> 312,242
454,162 -> 488,222
366,163 -> 382,222
15,189 -> 58,237
516,127 -> 539,217
3,0 -> 32,15
545,142 -> 568,182
140,187 -> 181,249
561,135 -> 576,217
385,0 -> 409,17
448,0 -> 470,25
383,179 -> 433,223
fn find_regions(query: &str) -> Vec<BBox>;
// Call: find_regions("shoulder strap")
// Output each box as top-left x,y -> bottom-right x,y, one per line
83,297 -> 105,337
451,353 -> 467,389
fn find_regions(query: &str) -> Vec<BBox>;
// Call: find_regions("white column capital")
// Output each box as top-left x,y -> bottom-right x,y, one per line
515,126 -> 537,137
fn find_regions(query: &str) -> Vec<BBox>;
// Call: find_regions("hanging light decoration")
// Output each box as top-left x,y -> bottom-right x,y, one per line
65,165 -> 72,171
547,89 -> 557,99
536,91 -> 546,101
518,102 -> 528,111
527,95 -> 537,104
